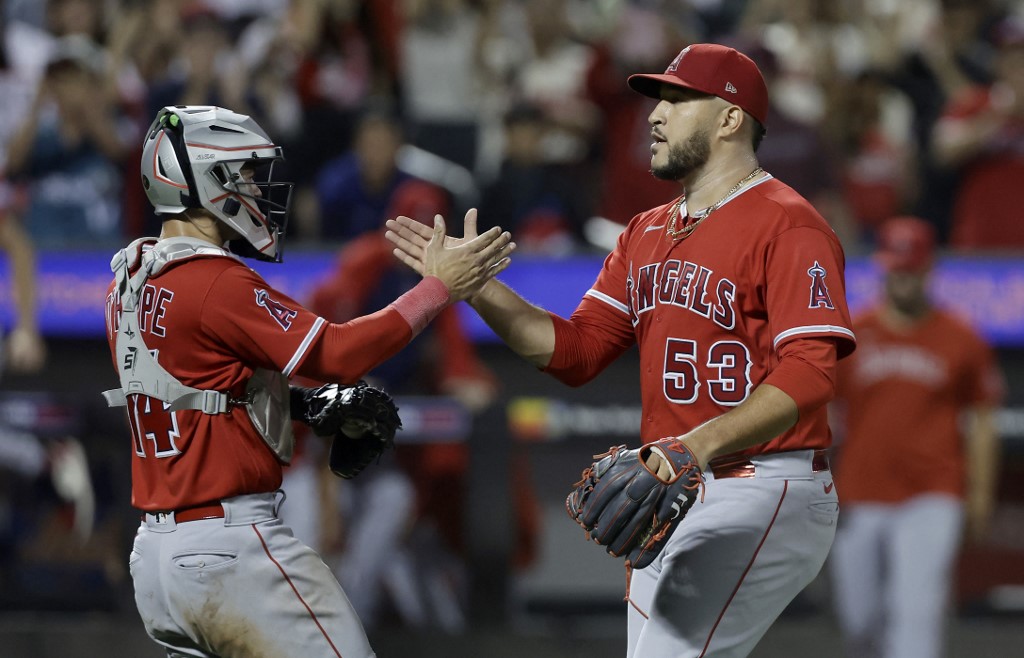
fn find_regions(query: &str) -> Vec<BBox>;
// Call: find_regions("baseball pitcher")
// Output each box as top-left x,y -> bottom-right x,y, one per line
388,44 -> 856,657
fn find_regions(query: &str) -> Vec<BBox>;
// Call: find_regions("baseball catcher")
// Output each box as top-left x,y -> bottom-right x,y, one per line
566,437 -> 704,569
291,381 -> 402,479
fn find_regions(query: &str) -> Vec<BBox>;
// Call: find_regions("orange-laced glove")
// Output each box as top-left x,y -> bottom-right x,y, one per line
565,438 -> 704,569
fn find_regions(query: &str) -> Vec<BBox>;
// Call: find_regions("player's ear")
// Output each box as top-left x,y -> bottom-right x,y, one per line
719,104 -> 744,136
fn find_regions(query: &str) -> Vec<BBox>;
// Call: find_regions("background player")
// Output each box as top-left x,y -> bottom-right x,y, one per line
283,178 -> 538,632
828,215 -> 1005,658
104,105 -> 513,658
1,203 -> 94,572
387,43 -> 855,657
0,208 -> 45,373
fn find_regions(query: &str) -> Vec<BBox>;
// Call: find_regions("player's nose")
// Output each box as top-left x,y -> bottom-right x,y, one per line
648,102 -> 669,126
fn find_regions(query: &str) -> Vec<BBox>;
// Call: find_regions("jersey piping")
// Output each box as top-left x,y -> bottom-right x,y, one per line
282,317 -> 327,377
774,324 -> 856,347
585,289 -> 630,314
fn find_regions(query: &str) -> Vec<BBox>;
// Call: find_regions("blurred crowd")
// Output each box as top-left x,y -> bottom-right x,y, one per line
1,0 -> 1023,639
1,0 -> 1022,257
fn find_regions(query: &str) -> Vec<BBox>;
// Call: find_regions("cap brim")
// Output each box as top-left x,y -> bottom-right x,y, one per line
628,73 -> 704,99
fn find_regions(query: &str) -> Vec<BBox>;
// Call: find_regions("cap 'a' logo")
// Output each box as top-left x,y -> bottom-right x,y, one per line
807,261 -> 835,310
666,46 -> 691,73
255,288 -> 298,330
725,82 -> 738,94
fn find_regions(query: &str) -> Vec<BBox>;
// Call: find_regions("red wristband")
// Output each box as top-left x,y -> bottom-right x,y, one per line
388,276 -> 451,335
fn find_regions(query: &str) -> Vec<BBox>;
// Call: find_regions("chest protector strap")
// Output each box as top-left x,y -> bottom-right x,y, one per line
101,237 -> 294,463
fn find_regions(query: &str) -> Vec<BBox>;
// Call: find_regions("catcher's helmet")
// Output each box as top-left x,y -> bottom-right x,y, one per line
141,105 -> 293,262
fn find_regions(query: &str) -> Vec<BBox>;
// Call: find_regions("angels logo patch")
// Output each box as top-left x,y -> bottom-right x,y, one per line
255,289 -> 298,330
666,46 -> 691,73
807,261 -> 835,310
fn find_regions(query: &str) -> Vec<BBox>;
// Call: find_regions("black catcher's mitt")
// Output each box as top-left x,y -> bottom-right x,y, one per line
291,381 -> 402,479
566,438 -> 703,569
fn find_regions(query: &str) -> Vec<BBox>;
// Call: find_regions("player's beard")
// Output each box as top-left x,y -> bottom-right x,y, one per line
652,128 -> 711,181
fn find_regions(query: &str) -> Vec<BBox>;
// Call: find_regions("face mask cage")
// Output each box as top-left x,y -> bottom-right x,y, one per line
213,158 -> 294,262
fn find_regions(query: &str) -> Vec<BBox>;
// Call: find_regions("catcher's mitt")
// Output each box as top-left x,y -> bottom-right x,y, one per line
291,381 -> 402,479
566,438 -> 703,569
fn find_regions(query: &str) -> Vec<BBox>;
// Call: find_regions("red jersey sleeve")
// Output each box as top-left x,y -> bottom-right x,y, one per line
199,262 -> 453,385
957,323 -> 1006,407
199,265 -> 328,377
544,225 -> 638,385
762,337 -> 838,416
764,226 -> 856,358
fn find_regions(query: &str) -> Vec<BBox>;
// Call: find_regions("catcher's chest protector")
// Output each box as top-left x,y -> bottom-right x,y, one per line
101,236 -> 294,463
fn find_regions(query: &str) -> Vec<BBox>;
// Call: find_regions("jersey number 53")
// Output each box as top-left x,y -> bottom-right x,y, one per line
664,338 -> 752,406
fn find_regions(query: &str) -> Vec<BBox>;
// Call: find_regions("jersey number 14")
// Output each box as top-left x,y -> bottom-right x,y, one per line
127,394 -> 182,458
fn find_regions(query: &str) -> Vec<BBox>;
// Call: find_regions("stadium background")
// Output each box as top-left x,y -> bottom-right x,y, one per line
2,1 -> 1024,658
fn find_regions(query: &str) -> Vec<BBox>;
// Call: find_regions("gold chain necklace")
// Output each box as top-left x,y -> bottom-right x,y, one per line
666,167 -> 764,240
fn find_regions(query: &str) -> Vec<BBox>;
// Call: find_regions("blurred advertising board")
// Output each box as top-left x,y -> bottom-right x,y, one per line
3,250 -> 1024,346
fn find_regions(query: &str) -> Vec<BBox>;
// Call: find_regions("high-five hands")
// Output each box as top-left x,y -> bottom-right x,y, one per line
386,209 -> 514,302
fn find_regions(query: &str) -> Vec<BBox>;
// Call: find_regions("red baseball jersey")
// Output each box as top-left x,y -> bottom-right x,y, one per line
105,249 -> 328,511
549,175 -> 855,455
834,308 -> 1005,502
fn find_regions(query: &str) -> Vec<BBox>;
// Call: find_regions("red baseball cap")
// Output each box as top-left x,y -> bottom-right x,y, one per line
628,43 -> 769,126
875,216 -> 937,273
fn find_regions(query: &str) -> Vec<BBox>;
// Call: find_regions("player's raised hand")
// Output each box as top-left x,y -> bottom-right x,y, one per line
386,207 -> 484,258
391,212 -> 515,302
386,214 -> 433,267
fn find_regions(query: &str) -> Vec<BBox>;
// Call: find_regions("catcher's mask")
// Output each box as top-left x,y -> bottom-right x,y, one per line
141,105 -> 294,262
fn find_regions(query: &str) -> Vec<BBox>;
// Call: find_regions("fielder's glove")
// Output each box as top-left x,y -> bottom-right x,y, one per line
566,438 -> 704,569
290,381 -> 402,479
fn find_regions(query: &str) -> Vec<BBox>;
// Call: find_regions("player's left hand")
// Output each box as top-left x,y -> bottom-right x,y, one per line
291,382 -> 402,479
566,438 -> 704,569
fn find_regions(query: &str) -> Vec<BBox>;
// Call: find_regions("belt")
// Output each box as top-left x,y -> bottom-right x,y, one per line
710,449 -> 830,479
144,502 -> 225,523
